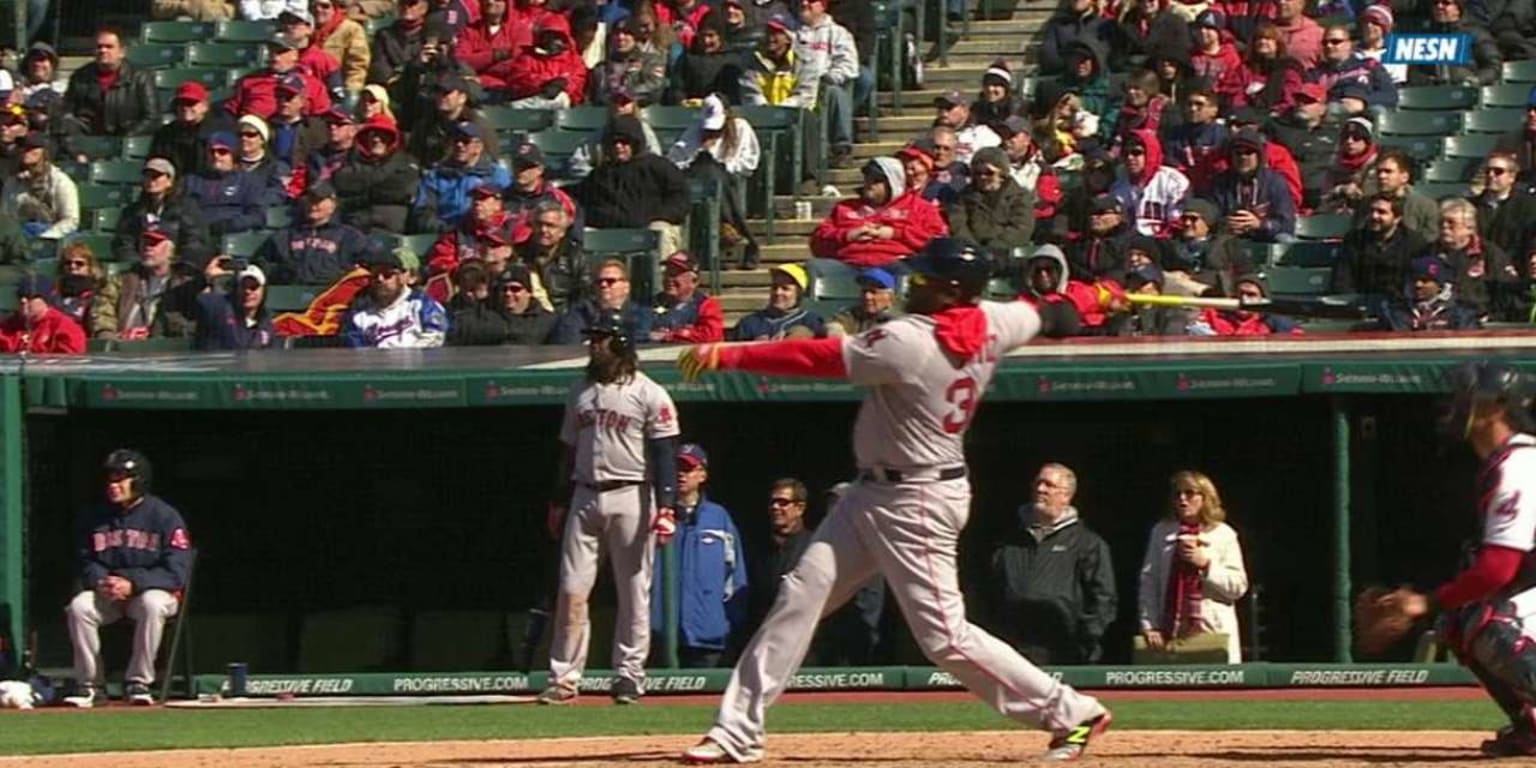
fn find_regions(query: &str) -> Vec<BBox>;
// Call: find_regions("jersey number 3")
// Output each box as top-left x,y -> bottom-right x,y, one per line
942,376 -> 979,434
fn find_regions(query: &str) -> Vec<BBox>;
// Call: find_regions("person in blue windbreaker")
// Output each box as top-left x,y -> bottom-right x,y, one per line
652,443 -> 749,668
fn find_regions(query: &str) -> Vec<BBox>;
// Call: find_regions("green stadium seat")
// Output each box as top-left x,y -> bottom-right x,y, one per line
555,106 -> 609,133
89,208 -> 121,232
735,104 -> 800,242
1397,85 -> 1479,111
153,67 -> 227,93
985,276 -> 1018,300
1464,108 -> 1525,134
1374,134 -> 1443,161
123,135 -> 155,161
0,293 -> 17,313
215,19 -> 278,43
1375,109 -> 1461,136
1503,60 -> 1536,84
75,184 -> 136,211
1424,157 -> 1480,183
221,231 -> 272,259
1275,241 -> 1341,268
1294,214 -> 1351,241
642,105 -> 702,132
397,233 -> 438,261
480,106 -> 555,133
1416,181 -> 1471,200
585,228 -> 660,294
807,258 -> 860,301
1264,266 -> 1332,295
1482,84 -> 1533,109
25,239 -> 55,262
1444,134 -> 1502,159
528,129 -> 589,157
1241,241 -> 1285,267
70,136 -> 122,161
264,284 -> 325,312
364,15 -> 396,35
186,42 -> 265,68
125,43 -> 186,70
63,233 -> 115,259
90,159 -> 145,186
141,20 -> 217,44
264,206 -> 294,229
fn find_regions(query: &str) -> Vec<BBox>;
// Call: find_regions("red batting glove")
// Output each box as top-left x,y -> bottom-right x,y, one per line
652,507 -> 677,545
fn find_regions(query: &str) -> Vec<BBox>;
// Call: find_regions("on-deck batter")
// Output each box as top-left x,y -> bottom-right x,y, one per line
676,238 -> 1112,764
541,310 -> 680,706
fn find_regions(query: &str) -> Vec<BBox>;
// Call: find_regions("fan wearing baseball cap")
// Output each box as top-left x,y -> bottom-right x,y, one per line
148,79 -> 234,179
741,14 -> 817,109
933,89 -> 1001,164
414,120 -> 513,230
110,157 -> 211,266
423,182 -> 520,305
651,442 -> 749,669
277,8 -> 345,98
650,251 -> 725,343
192,264 -> 276,351
829,267 -> 898,335
506,15 -> 590,109
225,34 -> 333,120
254,180 -> 371,286
91,228 -> 201,341
0,273 -> 84,354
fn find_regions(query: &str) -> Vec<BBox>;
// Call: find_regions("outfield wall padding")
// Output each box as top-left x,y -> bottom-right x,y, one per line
191,663 -> 1478,698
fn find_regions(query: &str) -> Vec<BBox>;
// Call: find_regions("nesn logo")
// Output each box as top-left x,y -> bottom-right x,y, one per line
1381,34 -> 1473,64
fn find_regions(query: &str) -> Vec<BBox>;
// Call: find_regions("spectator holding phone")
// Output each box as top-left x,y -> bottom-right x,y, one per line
1137,470 -> 1248,663
193,263 -> 276,350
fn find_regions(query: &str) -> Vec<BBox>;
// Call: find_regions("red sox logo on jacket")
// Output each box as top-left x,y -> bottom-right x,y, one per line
93,528 -> 164,553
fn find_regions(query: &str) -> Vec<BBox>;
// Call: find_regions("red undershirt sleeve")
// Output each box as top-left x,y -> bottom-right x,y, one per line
1435,545 -> 1527,610
717,337 -> 848,379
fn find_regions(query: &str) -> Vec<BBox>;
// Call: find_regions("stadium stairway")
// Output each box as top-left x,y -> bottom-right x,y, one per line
722,2 -> 1047,321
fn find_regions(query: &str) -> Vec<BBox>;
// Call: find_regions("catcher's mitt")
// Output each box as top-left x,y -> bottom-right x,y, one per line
1353,586 -> 1423,655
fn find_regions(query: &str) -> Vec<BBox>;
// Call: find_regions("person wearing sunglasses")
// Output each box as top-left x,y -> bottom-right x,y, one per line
91,229 -> 201,341
0,273 -> 85,354
1107,129 -> 1189,239
549,258 -> 653,345
181,132 -> 274,241
1321,117 -> 1378,213
1209,130 -> 1296,243
413,120 -> 512,232
111,157 -> 212,267
225,33 -> 333,123
947,147 -> 1035,258
1378,254 -> 1481,331
341,247 -> 448,347
1136,471 -> 1248,664
495,263 -> 556,344
1309,23 -> 1397,117
1472,152 -> 1536,259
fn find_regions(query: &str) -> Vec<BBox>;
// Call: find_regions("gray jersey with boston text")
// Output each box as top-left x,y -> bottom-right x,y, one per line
842,301 -> 1041,470
560,371 -> 681,484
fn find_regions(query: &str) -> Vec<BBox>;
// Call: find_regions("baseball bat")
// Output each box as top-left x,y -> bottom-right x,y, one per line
1126,293 -> 1369,319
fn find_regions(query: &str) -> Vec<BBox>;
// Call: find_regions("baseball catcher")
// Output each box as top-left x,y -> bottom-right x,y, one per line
1354,361 -> 1536,757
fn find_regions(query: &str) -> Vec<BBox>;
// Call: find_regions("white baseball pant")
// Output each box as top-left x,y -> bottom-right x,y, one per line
67,588 -> 180,687
706,476 -> 1105,759
549,483 -> 657,690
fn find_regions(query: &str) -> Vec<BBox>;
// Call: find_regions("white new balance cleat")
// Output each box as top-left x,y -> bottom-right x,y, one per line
681,738 -> 763,764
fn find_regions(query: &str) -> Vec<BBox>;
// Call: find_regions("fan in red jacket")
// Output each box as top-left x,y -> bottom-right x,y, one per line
655,0 -> 714,50
457,0 -> 545,92
426,183 -> 520,304
1017,244 -> 1127,337
810,157 -> 948,269
0,276 -> 86,354
1192,274 -> 1304,335
504,15 -> 588,106
226,36 -> 334,120
650,251 -> 725,342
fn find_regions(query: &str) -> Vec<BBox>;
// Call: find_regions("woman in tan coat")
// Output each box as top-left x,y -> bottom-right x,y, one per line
1137,470 -> 1249,663
314,0 -> 373,92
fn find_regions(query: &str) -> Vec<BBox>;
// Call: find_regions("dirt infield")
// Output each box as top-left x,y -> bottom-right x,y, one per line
2,730 -> 1498,767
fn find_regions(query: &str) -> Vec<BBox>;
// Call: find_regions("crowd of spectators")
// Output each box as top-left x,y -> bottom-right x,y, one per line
654,454 -> 1250,669
0,0 -> 1531,353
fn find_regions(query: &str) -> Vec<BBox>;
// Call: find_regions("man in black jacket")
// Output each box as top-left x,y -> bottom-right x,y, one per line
985,462 -> 1117,665
148,82 -> 233,179
333,117 -> 420,234
61,28 -> 158,161
516,200 -> 585,313
1472,152 -> 1536,258
1264,83 -> 1337,210
497,264 -> 557,345
112,158 -> 212,267
63,450 -> 192,708
1335,192 -> 1426,306
578,114 -> 690,258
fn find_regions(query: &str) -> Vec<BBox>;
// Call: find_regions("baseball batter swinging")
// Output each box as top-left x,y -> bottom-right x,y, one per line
1354,362 -> 1536,758
541,310 -> 680,706
676,238 -> 1112,763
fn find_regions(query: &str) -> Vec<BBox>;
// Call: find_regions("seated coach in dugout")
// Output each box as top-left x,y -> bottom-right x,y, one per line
64,450 -> 192,708
982,463 -> 1117,665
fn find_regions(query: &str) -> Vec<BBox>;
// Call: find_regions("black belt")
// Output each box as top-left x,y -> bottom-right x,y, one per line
859,466 -> 967,483
580,480 -> 644,492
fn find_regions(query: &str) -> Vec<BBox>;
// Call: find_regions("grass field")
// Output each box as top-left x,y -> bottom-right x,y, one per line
0,699 -> 1508,756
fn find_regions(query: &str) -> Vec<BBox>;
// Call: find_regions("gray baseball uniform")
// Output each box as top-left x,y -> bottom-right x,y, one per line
704,301 -> 1105,761
551,371 -> 680,690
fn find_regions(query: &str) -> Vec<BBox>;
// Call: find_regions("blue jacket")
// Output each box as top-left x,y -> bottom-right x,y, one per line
256,219 -> 371,286
548,298 -> 653,345
730,305 -> 828,341
1211,167 -> 1297,242
651,496 -> 748,651
183,168 -> 275,237
414,157 -> 512,232
193,290 -> 275,351
77,494 -> 193,594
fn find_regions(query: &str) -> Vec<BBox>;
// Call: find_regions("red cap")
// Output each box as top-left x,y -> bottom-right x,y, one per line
174,81 -> 209,103
141,229 -> 171,247
896,145 -> 935,172
1295,82 -> 1327,104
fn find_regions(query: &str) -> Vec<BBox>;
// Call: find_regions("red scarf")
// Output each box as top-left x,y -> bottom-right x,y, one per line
1336,143 -> 1377,173
312,11 -> 348,48
932,305 -> 987,362
1162,522 -> 1205,637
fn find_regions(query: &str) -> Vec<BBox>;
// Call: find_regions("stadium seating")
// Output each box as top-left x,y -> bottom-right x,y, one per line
807,258 -> 861,302
89,208 -> 122,232
584,228 -> 660,295
123,136 -> 155,161
90,160 -> 146,187
555,106 -> 609,133
265,284 -> 325,312
1464,108 -> 1525,134
1424,157 -> 1480,183
1294,214 -> 1351,241
141,21 -> 217,44
1264,266 -> 1332,295
64,233 -> 116,260
214,20 -> 278,43
1444,134 -> 1502,159
185,42 -> 265,68
221,231 -> 271,260
1502,60 -> 1536,84
1396,85 -> 1479,111
1375,134 -> 1443,160
1273,241 -> 1341,268
481,107 -> 554,134
71,136 -> 123,162
75,184 -> 137,212
1376,110 -> 1461,137
125,43 -> 184,70
1416,181 -> 1472,200
1481,84 -> 1532,108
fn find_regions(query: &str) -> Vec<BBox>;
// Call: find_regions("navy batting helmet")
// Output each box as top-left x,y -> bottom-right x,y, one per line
103,449 -> 152,492
583,310 -> 634,357
1439,361 -> 1536,441
905,237 -> 991,300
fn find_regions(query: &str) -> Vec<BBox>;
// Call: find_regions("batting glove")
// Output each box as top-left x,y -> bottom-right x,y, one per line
677,344 -> 721,382
652,507 -> 677,544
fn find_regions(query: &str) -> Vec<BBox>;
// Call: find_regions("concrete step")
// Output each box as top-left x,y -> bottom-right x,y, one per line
719,293 -> 764,313
747,218 -> 818,239
857,113 -> 939,136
